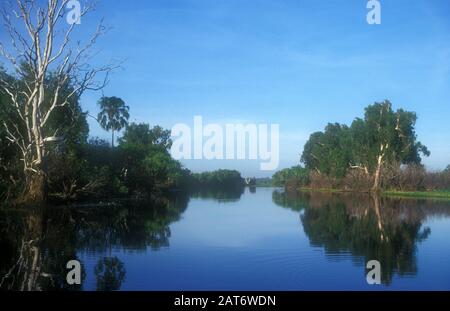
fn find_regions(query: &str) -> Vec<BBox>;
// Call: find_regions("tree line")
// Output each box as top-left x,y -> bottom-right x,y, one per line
0,0 -> 245,204
0,66 -> 245,203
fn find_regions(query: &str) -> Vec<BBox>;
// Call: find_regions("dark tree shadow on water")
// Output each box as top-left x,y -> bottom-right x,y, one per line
189,187 -> 245,203
0,194 -> 189,290
0,206 -> 85,290
94,257 -> 126,291
272,189 -> 450,285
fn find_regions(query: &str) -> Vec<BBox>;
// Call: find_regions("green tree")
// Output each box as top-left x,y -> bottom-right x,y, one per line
272,166 -> 309,187
301,123 -> 352,178
0,1 -> 111,202
351,101 -> 429,190
119,123 -> 188,193
97,97 -> 130,148
191,170 -> 244,190
301,101 -> 429,191
0,68 -> 21,199
42,74 -> 90,198
0,66 -> 90,200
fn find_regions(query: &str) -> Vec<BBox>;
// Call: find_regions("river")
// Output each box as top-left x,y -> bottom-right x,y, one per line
1,187 -> 449,290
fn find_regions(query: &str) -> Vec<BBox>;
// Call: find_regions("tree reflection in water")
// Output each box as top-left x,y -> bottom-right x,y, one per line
189,187 -> 245,203
94,257 -> 126,291
273,190 -> 450,285
0,194 -> 189,290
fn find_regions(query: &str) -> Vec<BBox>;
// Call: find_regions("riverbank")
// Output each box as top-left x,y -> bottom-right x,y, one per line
383,190 -> 450,200
296,187 -> 450,200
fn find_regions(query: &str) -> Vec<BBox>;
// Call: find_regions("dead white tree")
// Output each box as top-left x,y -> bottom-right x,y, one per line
0,0 -> 116,202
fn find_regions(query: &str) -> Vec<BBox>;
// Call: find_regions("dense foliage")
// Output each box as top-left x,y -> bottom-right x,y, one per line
299,101 -> 436,191
118,123 -> 191,194
272,166 -> 310,189
1,66 -> 244,202
2,66 -> 448,201
270,101 -> 449,193
0,195 -> 189,290
0,67 -> 90,201
190,169 -> 244,190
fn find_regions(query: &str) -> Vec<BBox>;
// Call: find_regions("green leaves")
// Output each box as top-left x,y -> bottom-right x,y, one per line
191,170 -> 244,190
97,96 -> 130,147
119,123 -> 172,152
301,123 -> 352,178
272,166 -> 309,187
118,122 -> 185,193
301,100 -> 430,181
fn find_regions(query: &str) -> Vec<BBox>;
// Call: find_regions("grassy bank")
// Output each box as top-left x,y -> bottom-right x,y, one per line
298,187 -> 352,193
296,187 -> 450,200
383,190 -> 450,200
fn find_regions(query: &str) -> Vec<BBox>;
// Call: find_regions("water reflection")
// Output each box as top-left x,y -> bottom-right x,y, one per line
189,187 -> 245,202
2,189 -> 450,290
0,194 -> 189,290
0,206 -> 84,290
74,195 -> 189,252
273,190 -> 450,285
94,257 -> 126,291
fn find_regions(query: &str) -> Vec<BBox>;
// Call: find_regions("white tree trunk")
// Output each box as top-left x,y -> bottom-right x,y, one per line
0,0 -> 115,201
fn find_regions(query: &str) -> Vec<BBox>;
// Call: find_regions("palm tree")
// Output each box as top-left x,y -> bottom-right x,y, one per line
97,96 -> 130,147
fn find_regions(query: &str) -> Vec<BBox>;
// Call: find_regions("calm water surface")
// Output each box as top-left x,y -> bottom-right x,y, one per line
1,187 -> 450,290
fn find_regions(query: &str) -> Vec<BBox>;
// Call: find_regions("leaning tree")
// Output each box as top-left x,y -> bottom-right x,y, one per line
0,0 -> 116,202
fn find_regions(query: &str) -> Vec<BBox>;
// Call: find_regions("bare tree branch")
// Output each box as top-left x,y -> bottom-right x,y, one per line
0,0 -> 117,200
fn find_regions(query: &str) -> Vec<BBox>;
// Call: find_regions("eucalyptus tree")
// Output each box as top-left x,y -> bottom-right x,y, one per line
301,101 -> 429,191
0,0 -> 114,202
0,69 -> 20,199
301,123 -> 352,178
97,96 -> 129,148
351,101 -> 429,191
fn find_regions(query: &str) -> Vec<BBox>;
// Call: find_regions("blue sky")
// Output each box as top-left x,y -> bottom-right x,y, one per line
4,0 -> 450,177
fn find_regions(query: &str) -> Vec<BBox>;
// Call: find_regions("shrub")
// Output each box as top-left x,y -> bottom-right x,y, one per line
342,169 -> 372,192
308,171 -> 336,189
